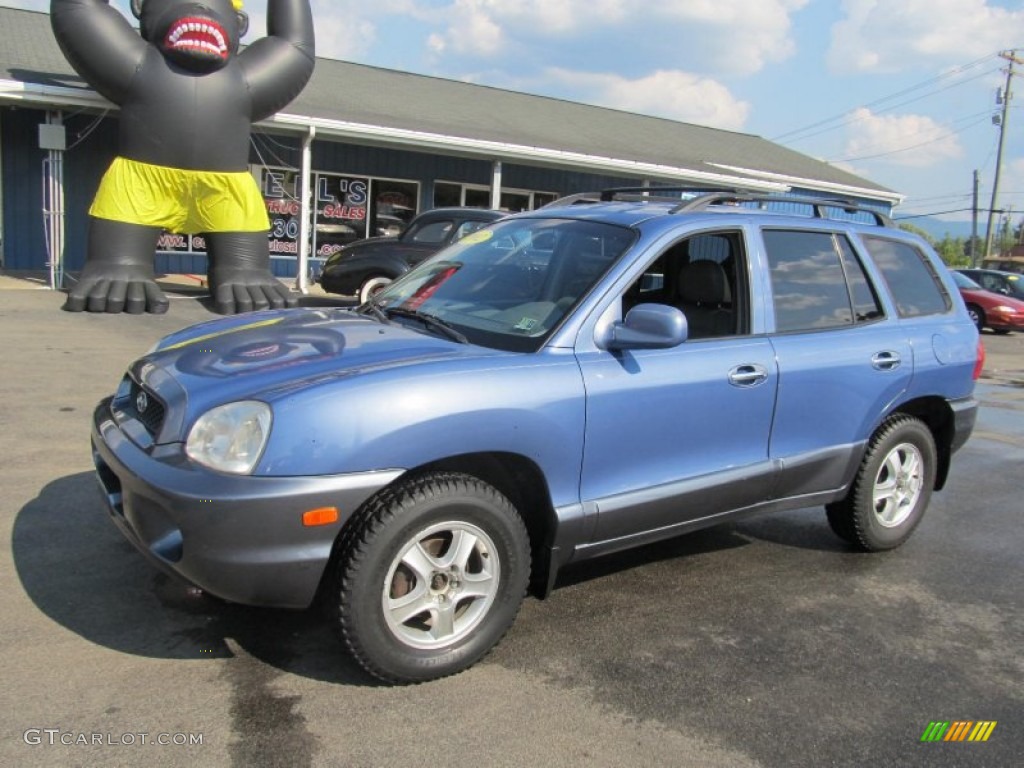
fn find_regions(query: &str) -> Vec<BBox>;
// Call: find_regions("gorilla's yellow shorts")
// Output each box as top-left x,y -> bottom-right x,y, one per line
89,157 -> 270,234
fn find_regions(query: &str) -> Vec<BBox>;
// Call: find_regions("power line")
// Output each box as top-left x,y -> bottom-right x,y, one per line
827,110 -> 995,162
771,53 -> 1001,144
894,207 -> 977,220
984,50 -> 1022,260
828,114 -> 992,163
781,67 -> 1001,146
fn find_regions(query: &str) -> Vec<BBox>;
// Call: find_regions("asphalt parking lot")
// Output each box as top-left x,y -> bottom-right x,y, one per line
2,280 -> 1022,767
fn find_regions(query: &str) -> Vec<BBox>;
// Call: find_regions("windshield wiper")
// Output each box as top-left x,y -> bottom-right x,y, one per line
356,299 -> 391,325
385,307 -> 469,344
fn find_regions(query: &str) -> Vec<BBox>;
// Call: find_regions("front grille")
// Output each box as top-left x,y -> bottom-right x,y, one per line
127,379 -> 166,435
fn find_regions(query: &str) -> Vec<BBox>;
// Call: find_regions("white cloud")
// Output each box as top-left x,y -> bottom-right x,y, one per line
423,0 -> 808,76
244,1 -> 434,60
841,107 -> 963,167
548,68 -> 750,130
829,0 -> 1024,73
306,2 -> 378,60
426,1 -> 506,57
1006,157 -> 1024,197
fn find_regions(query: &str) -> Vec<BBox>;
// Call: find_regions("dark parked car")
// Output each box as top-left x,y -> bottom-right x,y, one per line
951,270 -> 1024,333
92,188 -> 981,684
955,268 -> 1024,301
319,207 -> 505,302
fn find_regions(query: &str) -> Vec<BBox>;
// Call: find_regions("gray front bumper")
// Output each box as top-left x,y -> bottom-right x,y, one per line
92,398 -> 402,609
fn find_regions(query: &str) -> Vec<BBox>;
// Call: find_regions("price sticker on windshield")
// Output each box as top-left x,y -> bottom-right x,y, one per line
460,230 -> 493,245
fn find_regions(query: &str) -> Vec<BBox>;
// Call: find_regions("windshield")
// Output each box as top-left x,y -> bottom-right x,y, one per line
1001,273 -> 1024,298
366,217 -> 636,351
952,271 -> 980,290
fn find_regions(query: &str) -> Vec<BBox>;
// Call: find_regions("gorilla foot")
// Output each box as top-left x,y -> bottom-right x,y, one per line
64,276 -> 169,314
210,271 -> 298,315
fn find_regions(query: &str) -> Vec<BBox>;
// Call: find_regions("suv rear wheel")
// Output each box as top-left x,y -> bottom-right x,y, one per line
333,472 -> 530,683
826,415 -> 937,551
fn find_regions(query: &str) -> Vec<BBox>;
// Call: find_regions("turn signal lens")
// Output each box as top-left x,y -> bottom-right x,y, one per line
302,507 -> 339,527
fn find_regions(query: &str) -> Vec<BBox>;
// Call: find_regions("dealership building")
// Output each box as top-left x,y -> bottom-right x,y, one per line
0,6 -> 901,290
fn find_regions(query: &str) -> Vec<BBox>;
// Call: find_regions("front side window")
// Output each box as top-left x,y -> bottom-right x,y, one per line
622,230 -> 748,339
861,235 -> 952,317
371,218 -> 636,352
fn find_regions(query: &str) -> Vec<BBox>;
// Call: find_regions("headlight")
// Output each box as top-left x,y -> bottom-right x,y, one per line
323,250 -> 348,268
186,401 -> 272,474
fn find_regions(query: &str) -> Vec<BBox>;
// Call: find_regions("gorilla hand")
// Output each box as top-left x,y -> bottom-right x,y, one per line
64,219 -> 169,314
206,231 -> 298,314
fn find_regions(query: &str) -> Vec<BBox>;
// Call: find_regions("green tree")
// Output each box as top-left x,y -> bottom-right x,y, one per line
897,222 -> 935,245
935,235 -> 968,267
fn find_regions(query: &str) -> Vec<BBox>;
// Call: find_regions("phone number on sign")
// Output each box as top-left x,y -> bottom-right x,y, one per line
24,729 -> 203,747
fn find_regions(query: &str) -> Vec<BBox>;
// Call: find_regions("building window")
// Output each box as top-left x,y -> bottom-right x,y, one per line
464,187 -> 491,208
433,182 -> 559,211
370,179 -> 418,238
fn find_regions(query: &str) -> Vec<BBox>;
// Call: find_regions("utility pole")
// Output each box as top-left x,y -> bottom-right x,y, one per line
983,50 -> 1023,264
971,170 -> 980,266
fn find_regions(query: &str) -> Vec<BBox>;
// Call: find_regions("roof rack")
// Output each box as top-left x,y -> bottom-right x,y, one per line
539,192 -> 603,208
598,185 -> 761,202
668,190 -> 893,226
542,186 -> 892,227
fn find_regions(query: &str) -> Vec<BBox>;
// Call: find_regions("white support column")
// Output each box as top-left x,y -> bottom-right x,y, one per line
0,110 -> 5,270
295,125 -> 315,294
41,111 -> 66,290
490,160 -> 503,210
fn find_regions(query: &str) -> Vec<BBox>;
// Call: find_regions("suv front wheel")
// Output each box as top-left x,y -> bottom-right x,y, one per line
826,415 -> 937,551
333,472 -> 530,683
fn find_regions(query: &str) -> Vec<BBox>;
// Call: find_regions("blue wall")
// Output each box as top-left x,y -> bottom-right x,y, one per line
2,105 -> 892,279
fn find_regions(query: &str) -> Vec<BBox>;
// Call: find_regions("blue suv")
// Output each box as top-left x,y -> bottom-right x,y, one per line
91,188 -> 982,683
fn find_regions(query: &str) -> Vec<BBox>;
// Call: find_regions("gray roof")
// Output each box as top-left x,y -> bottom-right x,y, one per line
0,7 -> 898,201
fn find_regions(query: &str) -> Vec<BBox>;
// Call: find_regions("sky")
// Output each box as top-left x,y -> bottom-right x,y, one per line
7,0 -> 1024,233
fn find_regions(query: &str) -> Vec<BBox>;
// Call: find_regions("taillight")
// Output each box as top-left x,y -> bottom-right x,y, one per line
972,340 -> 985,380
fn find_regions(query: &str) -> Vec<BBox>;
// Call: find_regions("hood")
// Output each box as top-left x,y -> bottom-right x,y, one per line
328,237 -> 437,268
960,287 -> 1024,310
134,308 -> 497,440
336,236 -> 401,257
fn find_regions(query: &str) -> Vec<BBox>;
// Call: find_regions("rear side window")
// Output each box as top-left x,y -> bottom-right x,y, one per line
409,220 -> 454,244
763,230 -> 882,332
861,236 -> 952,317
837,237 -> 885,322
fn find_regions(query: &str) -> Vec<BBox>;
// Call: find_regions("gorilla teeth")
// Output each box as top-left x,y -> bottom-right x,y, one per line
164,17 -> 229,56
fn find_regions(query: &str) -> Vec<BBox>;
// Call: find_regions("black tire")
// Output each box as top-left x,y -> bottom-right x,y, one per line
825,415 -> 937,552
334,472 -> 530,684
966,303 -> 985,331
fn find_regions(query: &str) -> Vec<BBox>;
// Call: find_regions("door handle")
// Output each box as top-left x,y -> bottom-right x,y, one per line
871,351 -> 902,371
728,364 -> 769,387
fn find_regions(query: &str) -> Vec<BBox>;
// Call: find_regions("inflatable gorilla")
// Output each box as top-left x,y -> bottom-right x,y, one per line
50,0 -> 315,314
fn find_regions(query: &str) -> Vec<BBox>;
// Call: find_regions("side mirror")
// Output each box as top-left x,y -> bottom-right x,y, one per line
598,303 -> 688,351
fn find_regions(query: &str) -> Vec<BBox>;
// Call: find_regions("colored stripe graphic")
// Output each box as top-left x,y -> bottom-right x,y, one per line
944,721 -> 972,741
969,722 -> 997,742
920,721 -> 996,742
